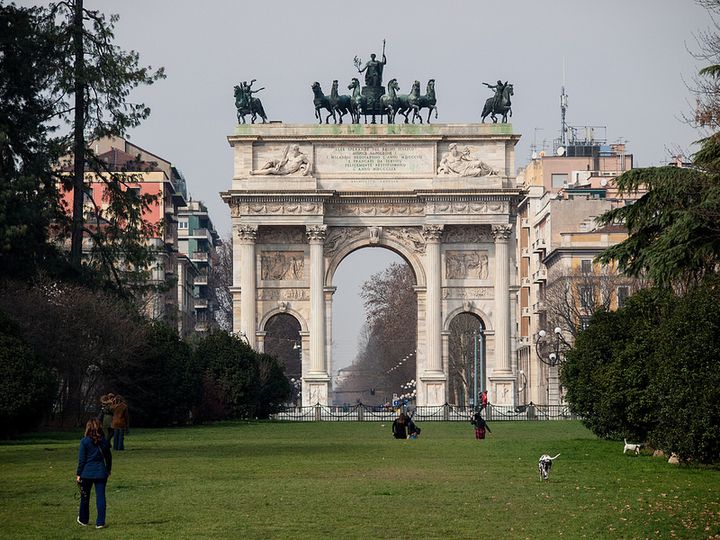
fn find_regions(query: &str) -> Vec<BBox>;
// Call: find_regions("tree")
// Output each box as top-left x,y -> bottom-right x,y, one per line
0,311 -> 55,436
336,262 -> 417,402
447,313 -> 484,406
544,264 -> 640,338
194,331 -> 291,420
596,2 -> 720,290
561,290 -> 665,442
47,0 -> 165,277
0,279 -> 147,426
0,4 -> 67,280
103,322 -> 201,427
208,239 -> 233,330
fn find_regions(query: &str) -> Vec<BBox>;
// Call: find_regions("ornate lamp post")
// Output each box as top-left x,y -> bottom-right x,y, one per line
535,327 -> 570,405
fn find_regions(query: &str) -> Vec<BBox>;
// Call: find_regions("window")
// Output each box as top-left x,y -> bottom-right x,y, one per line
581,259 -> 592,273
179,220 -> 188,230
579,316 -> 591,331
617,286 -> 629,308
127,187 -> 141,198
579,286 -> 594,308
551,173 -> 568,188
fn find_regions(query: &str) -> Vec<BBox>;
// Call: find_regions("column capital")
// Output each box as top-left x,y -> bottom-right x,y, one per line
236,224 -> 258,242
306,224 -> 327,243
422,224 -> 444,242
492,224 -> 513,241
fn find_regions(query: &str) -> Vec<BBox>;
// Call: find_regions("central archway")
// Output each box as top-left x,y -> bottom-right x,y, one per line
330,246 -> 418,407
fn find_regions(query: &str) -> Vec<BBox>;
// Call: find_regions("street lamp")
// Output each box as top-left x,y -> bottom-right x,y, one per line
535,327 -> 570,367
535,326 -> 570,406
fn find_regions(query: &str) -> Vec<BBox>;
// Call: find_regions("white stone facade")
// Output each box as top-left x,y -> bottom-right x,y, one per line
222,124 -> 522,406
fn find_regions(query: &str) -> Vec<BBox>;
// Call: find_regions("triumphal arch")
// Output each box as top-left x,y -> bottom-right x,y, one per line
222,123 -> 522,406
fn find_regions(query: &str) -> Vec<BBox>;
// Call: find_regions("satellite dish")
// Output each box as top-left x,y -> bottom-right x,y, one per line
531,152 -> 538,160
600,178 -> 608,187
556,146 -> 566,156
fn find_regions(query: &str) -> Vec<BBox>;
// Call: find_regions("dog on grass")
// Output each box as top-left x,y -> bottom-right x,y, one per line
623,439 -> 642,455
538,453 -> 560,481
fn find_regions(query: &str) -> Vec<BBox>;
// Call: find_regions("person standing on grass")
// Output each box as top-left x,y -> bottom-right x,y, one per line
111,395 -> 129,450
76,418 -> 112,529
392,412 -> 409,439
471,410 -> 491,440
480,390 -> 488,410
99,394 -> 115,444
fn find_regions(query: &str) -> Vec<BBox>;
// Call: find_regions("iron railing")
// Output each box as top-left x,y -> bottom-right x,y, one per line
272,403 -> 580,422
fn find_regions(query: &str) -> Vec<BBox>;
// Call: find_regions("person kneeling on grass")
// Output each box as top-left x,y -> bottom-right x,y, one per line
76,418 -> 112,529
407,415 -> 421,439
392,412 -> 409,439
471,410 -> 491,440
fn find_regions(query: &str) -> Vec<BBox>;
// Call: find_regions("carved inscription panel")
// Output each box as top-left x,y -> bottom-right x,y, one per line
315,143 -> 434,175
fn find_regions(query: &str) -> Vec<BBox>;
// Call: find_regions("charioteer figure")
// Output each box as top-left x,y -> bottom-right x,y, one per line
353,40 -> 389,122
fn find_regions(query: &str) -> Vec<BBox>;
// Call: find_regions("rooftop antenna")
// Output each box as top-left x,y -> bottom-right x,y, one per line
560,57 -> 568,146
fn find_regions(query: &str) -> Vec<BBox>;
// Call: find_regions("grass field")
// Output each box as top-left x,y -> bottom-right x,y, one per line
1,421 -> 719,539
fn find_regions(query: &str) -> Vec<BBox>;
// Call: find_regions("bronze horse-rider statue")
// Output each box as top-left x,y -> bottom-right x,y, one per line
234,80 -> 268,124
481,80 -> 513,123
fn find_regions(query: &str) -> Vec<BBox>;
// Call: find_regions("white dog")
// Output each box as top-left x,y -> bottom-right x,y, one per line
538,453 -> 560,480
623,439 -> 642,455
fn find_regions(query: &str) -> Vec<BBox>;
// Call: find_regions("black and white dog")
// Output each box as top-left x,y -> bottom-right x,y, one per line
623,439 -> 642,455
538,453 -> 561,481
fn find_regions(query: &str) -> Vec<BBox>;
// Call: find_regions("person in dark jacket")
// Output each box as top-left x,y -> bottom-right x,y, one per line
471,410 -> 491,440
392,413 -> 409,439
76,418 -> 112,528
98,394 -> 114,444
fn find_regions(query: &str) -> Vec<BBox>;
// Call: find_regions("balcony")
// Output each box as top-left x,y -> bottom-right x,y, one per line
532,300 -> 547,313
191,251 -> 209,263
532,268 -> 547,283
194,298 -> 209,309
521,307 -> 530,317
532,238 -> 547,254
194,273 -> 208,286
189,228 -> 213,242
521,218 -> 529,228
521,247 -> 530,257
521,276 -> 531,287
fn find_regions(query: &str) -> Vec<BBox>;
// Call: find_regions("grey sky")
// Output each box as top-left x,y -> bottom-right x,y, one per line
33,0 -> 712,369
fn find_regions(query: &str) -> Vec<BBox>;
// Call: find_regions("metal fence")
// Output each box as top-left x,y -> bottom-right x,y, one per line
272,403 -> 580,422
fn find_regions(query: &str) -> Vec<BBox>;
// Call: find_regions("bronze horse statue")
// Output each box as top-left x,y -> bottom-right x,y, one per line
329,80 -> 353,124
412,79 -> 438,124
381,79 -> 401,123
481,83 -> 513,123
394,80 -> 422,124
311,82 -> 337,124
234,85 -> 267,124
348,78 -> 364,124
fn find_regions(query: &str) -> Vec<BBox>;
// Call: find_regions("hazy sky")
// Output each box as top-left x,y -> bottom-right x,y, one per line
29,0 -> 712,370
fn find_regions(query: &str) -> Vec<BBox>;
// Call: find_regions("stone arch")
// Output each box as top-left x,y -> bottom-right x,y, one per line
325,234 -> 427,288
443,305 -> 492,332
259,307 -> 308,334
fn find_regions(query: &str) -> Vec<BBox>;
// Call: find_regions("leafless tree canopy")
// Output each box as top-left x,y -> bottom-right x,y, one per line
264,313 -> 301,379
448,313 -> 485,406
0,278 -> 147,426
208,238 -> 232,331
544,265 -> 643,338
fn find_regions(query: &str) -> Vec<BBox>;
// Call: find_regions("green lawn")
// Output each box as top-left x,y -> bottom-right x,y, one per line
1,421 -> 719,539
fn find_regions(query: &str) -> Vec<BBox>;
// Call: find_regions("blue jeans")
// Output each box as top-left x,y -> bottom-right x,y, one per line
78,478 -> 107,526
113,428 -> 125,450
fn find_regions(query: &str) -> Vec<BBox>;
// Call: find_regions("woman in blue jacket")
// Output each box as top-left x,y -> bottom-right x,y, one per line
76,418 -> 112,528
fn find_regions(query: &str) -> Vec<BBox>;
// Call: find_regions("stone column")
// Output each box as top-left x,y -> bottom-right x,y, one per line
423,225 -> 444,373
237,225 -> 258,348
306,225 -> 327,375
492,224 -> 513,373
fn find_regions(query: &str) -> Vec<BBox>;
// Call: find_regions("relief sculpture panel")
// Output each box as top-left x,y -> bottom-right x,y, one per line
445,250 -> 489,279
261,251 -> 305,280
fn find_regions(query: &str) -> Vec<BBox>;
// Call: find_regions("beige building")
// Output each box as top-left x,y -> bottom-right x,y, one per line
516,138 -> 640,405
